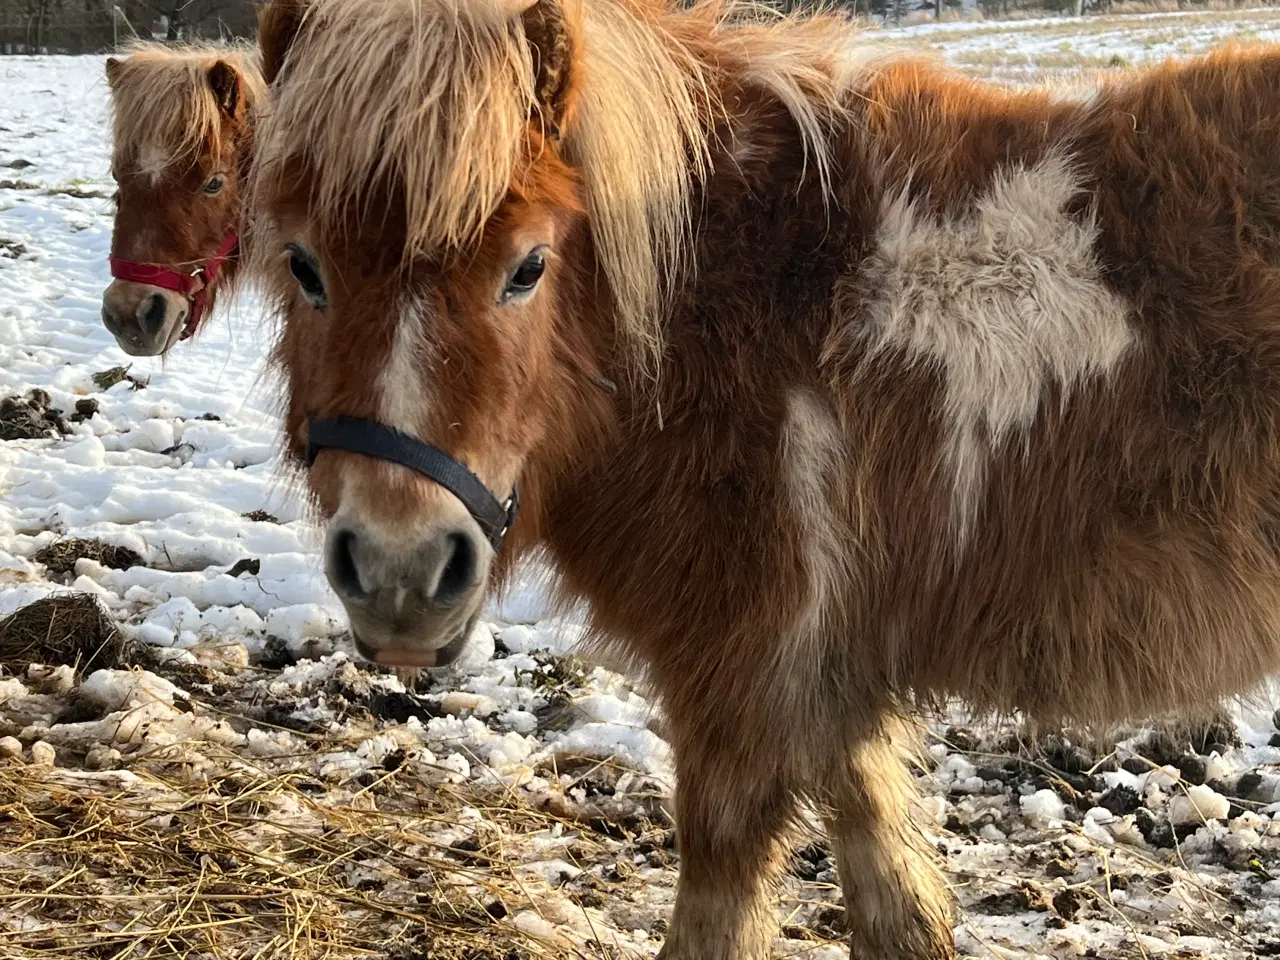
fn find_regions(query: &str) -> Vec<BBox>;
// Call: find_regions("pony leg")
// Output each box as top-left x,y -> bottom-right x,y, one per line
824,717 -> 955,960
657,730 -> 796,960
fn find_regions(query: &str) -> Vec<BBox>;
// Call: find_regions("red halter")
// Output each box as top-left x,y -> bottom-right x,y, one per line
108,232 -> 238,341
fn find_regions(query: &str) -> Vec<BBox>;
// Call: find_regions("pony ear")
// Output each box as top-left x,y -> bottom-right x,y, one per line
105,56 -> 121,87
521,0 -> 578,141
207,60 -> 243,119
259,0 -> 310,87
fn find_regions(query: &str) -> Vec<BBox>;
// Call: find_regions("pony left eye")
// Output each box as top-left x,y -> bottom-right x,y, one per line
202,175 -> 224,196
501,248 -> 547,303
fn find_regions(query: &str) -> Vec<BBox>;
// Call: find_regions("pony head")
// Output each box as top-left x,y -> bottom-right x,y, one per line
253,0 -> 712,667
102,44 -> 262,355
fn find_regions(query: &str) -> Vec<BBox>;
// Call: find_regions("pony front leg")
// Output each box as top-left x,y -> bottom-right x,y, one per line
823,717 -> 956,960
658,733 -> 796,960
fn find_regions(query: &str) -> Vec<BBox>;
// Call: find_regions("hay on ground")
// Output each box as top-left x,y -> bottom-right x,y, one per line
33,537 -> 144,576
0,593 -> 127,674
91,365 -> 148,391
0,760 -> 595,960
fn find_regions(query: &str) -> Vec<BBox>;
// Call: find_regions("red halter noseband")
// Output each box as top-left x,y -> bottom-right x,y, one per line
108,232 -> 238,341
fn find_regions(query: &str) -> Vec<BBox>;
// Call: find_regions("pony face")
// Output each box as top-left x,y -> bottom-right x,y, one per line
263,169 -> 585,667
102,50 -> 257,356
256,0 -> 592,668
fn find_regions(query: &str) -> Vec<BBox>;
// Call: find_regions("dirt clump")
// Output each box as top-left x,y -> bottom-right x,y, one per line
0,390 -> 69,440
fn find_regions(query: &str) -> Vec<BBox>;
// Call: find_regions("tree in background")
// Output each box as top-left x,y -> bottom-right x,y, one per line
0,0 -> 1262,54
0,0 -> 255,53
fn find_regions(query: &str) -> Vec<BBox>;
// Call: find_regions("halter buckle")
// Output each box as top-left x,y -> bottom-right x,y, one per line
495,487 -> 520,547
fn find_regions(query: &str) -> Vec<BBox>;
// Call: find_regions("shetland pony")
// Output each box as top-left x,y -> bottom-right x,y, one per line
101,43 -> 264,356
101,42 -> 434,692
251,0 -> 1280,955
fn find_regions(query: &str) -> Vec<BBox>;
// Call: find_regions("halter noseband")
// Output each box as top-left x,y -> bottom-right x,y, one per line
108,232 -> 239,341
303,415 -> 519,552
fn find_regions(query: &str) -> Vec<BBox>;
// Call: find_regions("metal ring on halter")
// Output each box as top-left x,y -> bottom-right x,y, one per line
108,231 -> 239,340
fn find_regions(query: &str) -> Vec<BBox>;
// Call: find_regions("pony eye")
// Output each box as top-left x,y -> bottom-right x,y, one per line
501,248 -> 547,303
202,175 -> 224,196
287,243 -> 328,308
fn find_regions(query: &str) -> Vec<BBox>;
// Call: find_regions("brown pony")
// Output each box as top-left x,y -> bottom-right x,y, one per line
251,0 -> 1280,955
101,42 -> 264,356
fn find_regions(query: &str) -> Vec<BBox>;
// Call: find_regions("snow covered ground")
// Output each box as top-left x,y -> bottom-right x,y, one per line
870,6 -> 1280,84
3,12 -> 1280,959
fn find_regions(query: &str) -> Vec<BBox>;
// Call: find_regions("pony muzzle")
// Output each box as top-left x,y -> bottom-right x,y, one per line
324,515 -> 491,669
101,280 -> 190,356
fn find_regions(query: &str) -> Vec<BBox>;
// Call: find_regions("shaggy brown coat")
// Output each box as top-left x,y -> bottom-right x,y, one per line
252,0 -> 1280,955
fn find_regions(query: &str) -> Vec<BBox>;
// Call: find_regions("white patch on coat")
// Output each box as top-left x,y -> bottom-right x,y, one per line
857,151 -> 1133,545
780,389 -> 848,641
136,141 -> 173,183
377,292 -> 433,435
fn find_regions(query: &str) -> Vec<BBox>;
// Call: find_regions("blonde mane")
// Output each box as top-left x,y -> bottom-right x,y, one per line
108,40 -> 265,177
253,0 -> 867,369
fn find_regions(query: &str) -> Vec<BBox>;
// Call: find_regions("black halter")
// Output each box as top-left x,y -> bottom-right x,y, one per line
303,415 -> 519,551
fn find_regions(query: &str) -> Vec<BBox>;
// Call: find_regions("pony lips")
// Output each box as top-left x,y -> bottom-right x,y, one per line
371,647 -> 440,668
305,415 -> 513,671
352,618 -> 475,670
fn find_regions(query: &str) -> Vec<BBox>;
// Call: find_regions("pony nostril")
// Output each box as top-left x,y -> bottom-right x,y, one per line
429,532 -> 477,609
101,307 -> 122,335
137,294 -> 168,338
327,528 -> 367,601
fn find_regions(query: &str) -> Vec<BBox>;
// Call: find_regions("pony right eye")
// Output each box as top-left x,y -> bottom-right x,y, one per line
286,244 -> 327,308
500,247 -> 548,304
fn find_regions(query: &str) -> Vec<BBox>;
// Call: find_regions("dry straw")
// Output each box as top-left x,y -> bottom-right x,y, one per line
0,742 -> 646,960
0,593 -> 126,677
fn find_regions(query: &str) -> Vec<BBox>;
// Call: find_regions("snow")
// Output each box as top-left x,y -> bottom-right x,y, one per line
1020,788 -> 1067,824
511,910 -> 566,944
60,434 -> 105,466
4,17 -> 1280,959
869,7 -> 1280,86
79,668 -> 182,710
0,678 -> 28,704
1169,784 -> 1232,825
28,740 -> 56,765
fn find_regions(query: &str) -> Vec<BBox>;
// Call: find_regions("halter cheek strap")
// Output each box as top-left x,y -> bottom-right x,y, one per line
108,231 -> 239,341
303,414 -> 519,552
